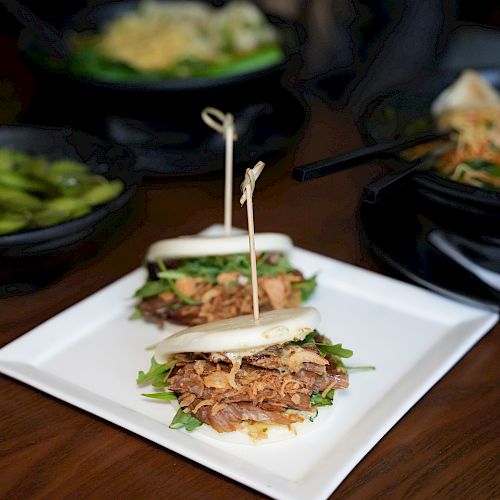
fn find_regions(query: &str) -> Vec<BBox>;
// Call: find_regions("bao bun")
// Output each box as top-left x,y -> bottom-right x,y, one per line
154,307 -> 320,363
146,233 -> 293,262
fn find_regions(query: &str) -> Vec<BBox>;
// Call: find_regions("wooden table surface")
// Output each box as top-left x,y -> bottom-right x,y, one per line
1,93 -> 499,500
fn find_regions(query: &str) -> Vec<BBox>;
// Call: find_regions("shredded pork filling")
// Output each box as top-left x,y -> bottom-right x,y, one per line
168,343 -> 349,433
140,266 -> 305,326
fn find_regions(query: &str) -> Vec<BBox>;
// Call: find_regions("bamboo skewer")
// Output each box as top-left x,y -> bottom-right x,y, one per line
240,161 -> 265,322
201,107 -> 238,236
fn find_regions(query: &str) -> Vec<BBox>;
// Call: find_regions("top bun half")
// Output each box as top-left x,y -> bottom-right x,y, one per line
146,233 -> 293,261
154,307 -> 320,362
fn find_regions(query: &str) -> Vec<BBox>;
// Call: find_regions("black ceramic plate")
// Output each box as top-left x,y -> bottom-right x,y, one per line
358,68 -> 500,237
359,188 -> 500,311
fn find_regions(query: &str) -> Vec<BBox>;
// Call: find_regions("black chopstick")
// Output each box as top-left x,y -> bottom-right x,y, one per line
291,131 -> 448,183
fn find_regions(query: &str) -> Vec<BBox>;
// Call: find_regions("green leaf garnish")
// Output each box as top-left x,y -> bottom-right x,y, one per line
316,343 -> 353,358
134,280 -> 171,298
311,389 -> 334,407
142,392 -> 177,400
156,257 -> 168,273
137,357 -> 175,388
345,365 -> 376,372
129,305 -> 142,320
157,270 -> 189,280
292,275 -> 317,301
291,331 -> 318,346
133,253 -> 316,305
292,332 -> 352,358
169,408 -> 203,431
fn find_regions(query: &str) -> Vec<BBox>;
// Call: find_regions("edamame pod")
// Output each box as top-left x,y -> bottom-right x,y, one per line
0,170 -> 51,193
46,197 -> 88,214
0,149 -> 125,234
0,212 -> 29,234
82,180 -> 124,206
0,150 -> 29,172
32,206 -> 70,227
0,185 -> 43,211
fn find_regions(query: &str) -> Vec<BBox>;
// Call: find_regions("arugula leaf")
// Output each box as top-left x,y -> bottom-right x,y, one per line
137,357 -> 172,387
291,331 -> 318,346
156,258 -> 168,273
129,305 -> 142,320
136,252 -> 315,305
134,280 -> 172,298
291,332 -> 354,370
292,275 -> 317,301
142,392 -> 177,400
345,365 -> 376,372
316,343 -> 353,358
157,270 -> 189,280
311,389 -> 334,407
169,408 -> 203,431
155,253 -> 298,281
256,253 -> 295,277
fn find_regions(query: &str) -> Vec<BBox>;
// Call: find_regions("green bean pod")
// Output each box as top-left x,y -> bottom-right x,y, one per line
0,212 -> 29,234
82,180 -> 124,206
0,185 -> 43,211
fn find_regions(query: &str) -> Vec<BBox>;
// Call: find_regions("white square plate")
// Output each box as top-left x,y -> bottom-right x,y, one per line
0,227 -> 497,499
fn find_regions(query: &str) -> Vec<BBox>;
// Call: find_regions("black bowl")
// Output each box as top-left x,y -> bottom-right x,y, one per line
0,125 -> 138,294
358,67 -> 500,238
62,0 -> 294,92
19,1 -> 302,176
20,1 -> 299,119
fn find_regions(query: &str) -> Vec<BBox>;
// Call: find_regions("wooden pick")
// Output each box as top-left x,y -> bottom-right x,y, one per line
240,161 -> 265,322
201,107 -> 238,236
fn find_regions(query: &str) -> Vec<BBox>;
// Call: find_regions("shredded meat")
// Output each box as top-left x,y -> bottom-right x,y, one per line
168,343 -> 349,433
244,344 -> 327,373
140,271 -> 305,327
195,402 -> 296,433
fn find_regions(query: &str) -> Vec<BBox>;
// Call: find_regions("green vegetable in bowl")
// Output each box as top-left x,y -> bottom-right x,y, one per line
0,149 -> 124,235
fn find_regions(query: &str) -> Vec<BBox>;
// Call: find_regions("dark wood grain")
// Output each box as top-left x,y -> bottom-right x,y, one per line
0,95 -> 499,500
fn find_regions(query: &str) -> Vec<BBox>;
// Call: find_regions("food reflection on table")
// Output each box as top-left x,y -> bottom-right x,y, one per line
70,0 -> 284,82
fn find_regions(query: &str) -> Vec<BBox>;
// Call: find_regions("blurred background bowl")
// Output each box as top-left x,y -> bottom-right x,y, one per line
358,67 -> 500,239
18,0 -> 302,153
0,124 -> 138,295
13,0 -> 304,177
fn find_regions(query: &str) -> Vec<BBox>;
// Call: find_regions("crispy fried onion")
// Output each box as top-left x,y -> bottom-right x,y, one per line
178,393 -> 196,407
193,399 -> 214,414
210,402 -> 227,415
287,349 -> 327,373
322,381 -> 337,398
280,378 -> 303,398
227,359 -> 241,389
